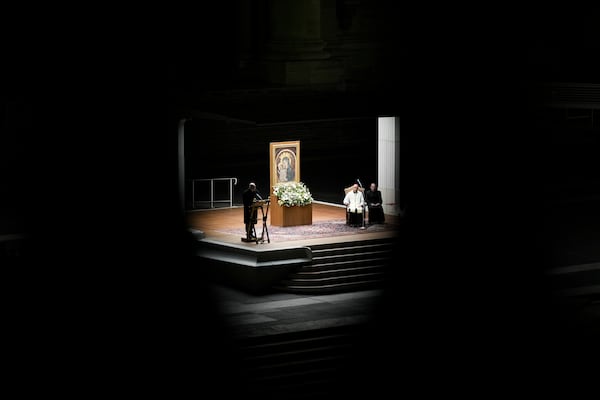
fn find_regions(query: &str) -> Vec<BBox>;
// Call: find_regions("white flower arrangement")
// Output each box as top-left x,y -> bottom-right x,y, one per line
273,181 -> 314,207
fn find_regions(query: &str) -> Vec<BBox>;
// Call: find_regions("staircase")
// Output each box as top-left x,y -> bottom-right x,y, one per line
274,238 -> 394,294
236,324 -> 365,399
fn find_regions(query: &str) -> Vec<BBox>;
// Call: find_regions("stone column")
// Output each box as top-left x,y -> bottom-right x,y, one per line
378,116 -> 401,216
262,0 -> 343,86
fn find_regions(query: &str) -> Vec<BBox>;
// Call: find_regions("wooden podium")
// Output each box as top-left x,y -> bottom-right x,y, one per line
242,199 -> 270,244
270,195 -> 312,227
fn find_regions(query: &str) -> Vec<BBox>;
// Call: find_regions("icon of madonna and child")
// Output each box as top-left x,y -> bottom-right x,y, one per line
276,150 -> 296,183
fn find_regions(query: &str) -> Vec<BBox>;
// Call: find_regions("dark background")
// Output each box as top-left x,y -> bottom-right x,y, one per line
3,2 -> 599,396
184,117 -> 379,205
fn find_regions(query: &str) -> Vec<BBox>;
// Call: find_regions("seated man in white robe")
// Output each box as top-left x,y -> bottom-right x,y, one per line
343,183 -> 365,227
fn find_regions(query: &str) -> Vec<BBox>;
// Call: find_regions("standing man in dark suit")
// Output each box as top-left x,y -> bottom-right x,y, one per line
243,182 -> 259,240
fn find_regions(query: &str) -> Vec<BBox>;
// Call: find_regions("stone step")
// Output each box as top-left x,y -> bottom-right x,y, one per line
240,325 -> 360,392
311,249 -> 392,265
237,319 -> 367,397
272,238 -> 395,294
307,237 -> 395,251
242,342 -> 353,364
303,257 -> 390,272
237,323 -> 363,343
281,271 -> 385,287
290,264 -> 386,279
274,279 -> 384,294
239,331 -> 355,357
311,242 -> 393,257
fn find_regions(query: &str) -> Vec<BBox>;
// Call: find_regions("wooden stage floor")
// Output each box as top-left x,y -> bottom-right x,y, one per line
186,202 -> 400,249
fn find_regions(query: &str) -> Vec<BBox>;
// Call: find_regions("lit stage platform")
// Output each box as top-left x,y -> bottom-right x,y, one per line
187,202 -> 399,247
187,202 -> 400,293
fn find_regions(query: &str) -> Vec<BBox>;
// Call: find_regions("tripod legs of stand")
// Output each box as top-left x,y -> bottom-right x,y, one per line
360,205 -> 366,229
261,214 -> 270,243
242,203 -> 270,244
254,213 -> 269,244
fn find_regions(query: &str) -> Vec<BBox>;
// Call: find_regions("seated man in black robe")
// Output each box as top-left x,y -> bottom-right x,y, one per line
365,182 -> 385,224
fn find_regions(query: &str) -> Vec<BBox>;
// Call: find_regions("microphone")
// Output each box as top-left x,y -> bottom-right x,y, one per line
255,191 -> 263,200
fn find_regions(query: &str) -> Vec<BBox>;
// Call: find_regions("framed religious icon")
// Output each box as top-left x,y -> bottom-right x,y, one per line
270,140 -> 300,190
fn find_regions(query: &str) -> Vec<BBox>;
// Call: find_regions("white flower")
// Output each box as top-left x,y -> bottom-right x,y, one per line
273,182 -> 314,207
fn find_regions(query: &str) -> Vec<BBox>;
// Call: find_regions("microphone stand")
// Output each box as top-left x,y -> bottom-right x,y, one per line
357,179 -> 366,230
